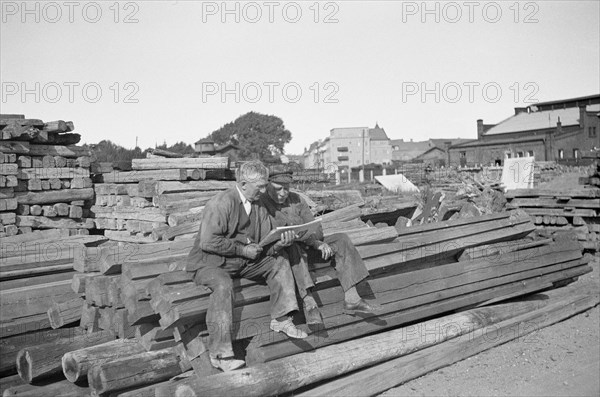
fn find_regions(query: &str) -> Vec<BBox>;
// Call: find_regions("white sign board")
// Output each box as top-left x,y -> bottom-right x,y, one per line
502,157 -> 535,190
375,174 -> 420,193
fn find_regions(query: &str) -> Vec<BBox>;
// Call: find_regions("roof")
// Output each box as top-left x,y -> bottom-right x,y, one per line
450,136 -> 545,149
368,123 -> 390,141
415,146 -> 445,159
429,138 -> 471,148
484,107 -> 581,135
534,94 -> 599,109
195,137 -> 214,144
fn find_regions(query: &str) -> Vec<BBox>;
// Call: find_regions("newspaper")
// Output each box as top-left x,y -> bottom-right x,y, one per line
258,219 -> 322,247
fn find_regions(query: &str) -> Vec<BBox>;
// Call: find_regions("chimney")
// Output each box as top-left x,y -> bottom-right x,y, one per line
514,107 -> 527,115
556,117 -> 562,134
579,105 -> 586,128
477,119 -> 484,139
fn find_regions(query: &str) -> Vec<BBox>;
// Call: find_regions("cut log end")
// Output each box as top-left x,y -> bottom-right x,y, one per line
87,365 -> 106,395
175,384 -> 198,397
16,350 -> 32,383
61,353 -> 81,383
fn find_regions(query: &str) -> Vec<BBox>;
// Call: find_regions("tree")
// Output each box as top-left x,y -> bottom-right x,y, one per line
210,112 -> 292,162
155,141 -> 195,155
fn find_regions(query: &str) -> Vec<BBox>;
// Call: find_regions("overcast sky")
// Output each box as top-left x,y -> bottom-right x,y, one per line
1,0 -> 599,154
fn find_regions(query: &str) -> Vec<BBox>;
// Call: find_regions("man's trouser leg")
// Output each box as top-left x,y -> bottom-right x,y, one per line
325,233 -> 369,291
193,266 -> 235,359
286,243 -> 315,300
240,254 -> 299,319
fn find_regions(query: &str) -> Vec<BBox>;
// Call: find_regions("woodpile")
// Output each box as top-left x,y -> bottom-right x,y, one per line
0,114 -> 106,377
506,186 -> 600,252
91,156 -> 233,243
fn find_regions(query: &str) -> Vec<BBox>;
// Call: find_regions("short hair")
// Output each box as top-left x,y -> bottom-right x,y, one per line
236,161 -> 269,183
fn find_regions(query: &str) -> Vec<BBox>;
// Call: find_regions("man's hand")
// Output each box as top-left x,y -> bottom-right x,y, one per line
242,243 -> 263,260
317,242 -> 334,260
274,231 -> 297,251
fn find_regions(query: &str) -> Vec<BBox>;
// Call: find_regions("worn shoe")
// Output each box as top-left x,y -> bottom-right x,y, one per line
270,317 -> 308,339
343,299 -> 384,315
209,356 -> 246,372
304,304 -> 324,325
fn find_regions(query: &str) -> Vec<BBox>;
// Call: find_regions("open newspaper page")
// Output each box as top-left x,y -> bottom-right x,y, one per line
258,219 -> 322,247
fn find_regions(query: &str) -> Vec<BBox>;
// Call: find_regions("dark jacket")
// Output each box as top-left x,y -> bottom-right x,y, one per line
186,187 -> 275,272
259,191 -> 324,249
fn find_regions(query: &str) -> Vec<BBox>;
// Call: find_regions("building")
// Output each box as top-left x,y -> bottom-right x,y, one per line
194,138 -> 241,160
449,94 -> 600,166
328,123 -> 392,169
391,138 -> 469,164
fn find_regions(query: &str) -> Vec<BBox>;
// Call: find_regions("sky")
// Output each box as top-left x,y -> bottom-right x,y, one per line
1,0 -> 599,155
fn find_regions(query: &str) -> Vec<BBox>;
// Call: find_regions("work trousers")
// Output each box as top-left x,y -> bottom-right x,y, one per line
288,233 -> 369,299
192,254 -> 298,359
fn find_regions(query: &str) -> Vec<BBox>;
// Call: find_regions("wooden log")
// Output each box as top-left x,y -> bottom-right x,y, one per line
0,197 -> 17,211
70,177 -> 93,189
18,168 -> 90,180
0,163 -> 18,175
99,169 -> 188,184
68,205 -> 83,219
2,380 -> 90,397
139,180 -> 234,196
47,298 -> 83,329
85,276 -> 120,307
71,272 -> 101,294
0,141 -> 30,154
506,188 -> 600,199
41,205 -> 58,217
62,339 -> 147,383
0,212 -> 16,224
16,330 -> 116,383
167,208 -> 204,227
340,226 -> 398,246
162,221 -> 201,241
297,291 -> 600,397
87,347 -> 181,395
89,206 -> 166,222
14,188 -> 93,205
316,203 -> 363,223
131,157 -> 229,170
0,228 -> 70,244
161,292 -> 597,397
0,187 -> 15,199
15,216 -> 94,229
27,145 -> 91,158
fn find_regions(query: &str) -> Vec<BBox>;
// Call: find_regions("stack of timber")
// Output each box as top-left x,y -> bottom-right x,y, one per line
506,187 -> 600,251
2,211 -> 594,396
0,231 -> 109,377
0,115 -> 95,239
119,212 -> 540,393
91,156 -> 233,243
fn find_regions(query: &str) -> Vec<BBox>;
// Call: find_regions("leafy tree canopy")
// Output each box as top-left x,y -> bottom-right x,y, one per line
210,111 -> 292,162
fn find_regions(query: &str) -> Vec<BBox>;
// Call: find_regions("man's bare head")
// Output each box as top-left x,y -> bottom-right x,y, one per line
236,161 -> 268,202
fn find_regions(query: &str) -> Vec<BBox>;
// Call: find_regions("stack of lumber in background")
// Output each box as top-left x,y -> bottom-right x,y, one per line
0,115 -> 94,238
506,186 -> 600,252
91,156 -> 233,243
0,115 -> 101,377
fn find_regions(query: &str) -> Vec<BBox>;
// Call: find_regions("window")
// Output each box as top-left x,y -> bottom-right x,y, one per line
527,150 -> 534,157
517,151 -> 524,158
590,127 -> 597,137
459,151 -> 466,158
558,149 -> 564,159
573,148 -> 580,159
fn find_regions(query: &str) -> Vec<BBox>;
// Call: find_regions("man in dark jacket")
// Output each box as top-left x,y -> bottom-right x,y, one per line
259,168 -> 382,325
186,161 -> 306,372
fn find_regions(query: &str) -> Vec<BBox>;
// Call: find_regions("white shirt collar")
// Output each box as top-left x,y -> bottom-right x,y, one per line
236,185 -> 252,215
